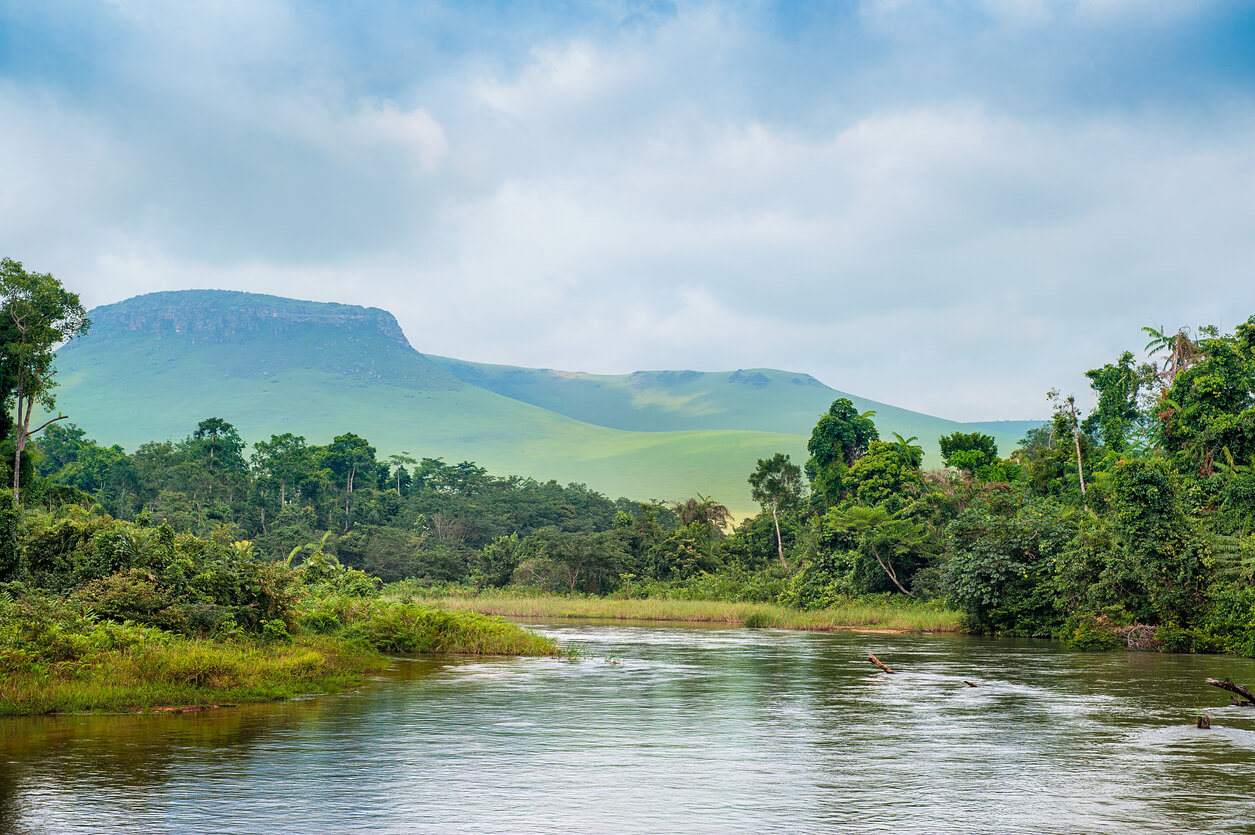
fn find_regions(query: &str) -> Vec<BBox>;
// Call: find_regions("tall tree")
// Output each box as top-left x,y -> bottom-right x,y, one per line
192,417 -> 246,473
748,453 -> 804,568
322,433 -> 376,528
388,452 -> 417,495
251,433 -> 310,506
1083,351 -> 1152,453
1047,389 -> 1087,503
0,258 -> 90,504
806,398 -> 878,506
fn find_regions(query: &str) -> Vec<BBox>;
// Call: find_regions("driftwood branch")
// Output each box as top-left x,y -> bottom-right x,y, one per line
868,653 -> 893,674
1206,678 -> 1255,705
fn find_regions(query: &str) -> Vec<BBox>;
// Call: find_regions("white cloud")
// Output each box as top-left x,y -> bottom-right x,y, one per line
3,0 -> 1254,422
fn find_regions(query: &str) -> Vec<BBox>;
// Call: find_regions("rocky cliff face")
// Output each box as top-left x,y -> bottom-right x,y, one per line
61,289 -> 461,392
83,290 -> 411,348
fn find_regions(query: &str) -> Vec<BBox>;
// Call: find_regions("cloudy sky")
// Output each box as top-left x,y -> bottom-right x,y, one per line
2,0 -> 1253,421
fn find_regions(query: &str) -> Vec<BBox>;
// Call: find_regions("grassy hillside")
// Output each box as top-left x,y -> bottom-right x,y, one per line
54,290 -> 1019,515
430,357 -> 1021,455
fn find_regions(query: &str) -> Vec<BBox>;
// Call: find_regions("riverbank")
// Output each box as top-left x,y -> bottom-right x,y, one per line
0,599 -> 562,716
411,593 -> 963,633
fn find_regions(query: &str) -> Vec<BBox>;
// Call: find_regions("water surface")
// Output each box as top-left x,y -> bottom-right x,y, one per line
3,622 -> 1254,833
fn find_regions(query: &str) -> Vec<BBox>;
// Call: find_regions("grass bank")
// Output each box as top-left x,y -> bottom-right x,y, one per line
0,597 -> 561,716
410,594 -> 962,633
0,634 -> 384,716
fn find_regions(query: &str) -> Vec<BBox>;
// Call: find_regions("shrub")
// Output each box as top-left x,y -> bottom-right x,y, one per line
1062,611 -> 1125,651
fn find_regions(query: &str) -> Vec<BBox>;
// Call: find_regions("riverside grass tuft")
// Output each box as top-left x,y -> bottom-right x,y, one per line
0,597 -> 561,716
397,591 -> 963,634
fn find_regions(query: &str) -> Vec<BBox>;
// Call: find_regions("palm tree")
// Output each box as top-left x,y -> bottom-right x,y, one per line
1142,325 -> 1201,384
674,494 -> 733,534
890,432 -> 924,467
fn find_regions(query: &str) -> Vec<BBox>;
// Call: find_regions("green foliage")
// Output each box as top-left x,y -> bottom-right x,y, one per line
842,441 -> 924,512
942,497 -> 1071,635
1082,351 -> 1153,452
939,432 -> 999,472
806,398 -> 879,506
512,529 -> 628,594
1061,610 -> 1127,651
1107,458 -> 1208,623
748,453 -> 804,513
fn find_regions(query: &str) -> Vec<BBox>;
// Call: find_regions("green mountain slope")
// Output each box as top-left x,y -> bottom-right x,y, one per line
54,290 -> 1018,515
429,357 -> 1021,457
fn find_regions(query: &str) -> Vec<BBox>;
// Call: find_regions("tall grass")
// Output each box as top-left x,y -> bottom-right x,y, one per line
411,594 -> 962,633
0,597 -> 561,716
0,636 -> 382,716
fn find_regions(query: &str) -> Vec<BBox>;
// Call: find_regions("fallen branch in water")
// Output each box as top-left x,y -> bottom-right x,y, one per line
868,653 -> 894,674
1205,678 -> 1255,706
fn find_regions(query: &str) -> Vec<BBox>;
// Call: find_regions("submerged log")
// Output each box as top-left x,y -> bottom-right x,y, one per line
1205,678 -> 1255,706
868,653 -> 894,674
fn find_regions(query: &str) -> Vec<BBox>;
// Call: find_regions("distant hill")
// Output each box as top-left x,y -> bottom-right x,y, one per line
54,290 -> 1021,514
964,420 -> 1048,446
430,357 -> 1021,461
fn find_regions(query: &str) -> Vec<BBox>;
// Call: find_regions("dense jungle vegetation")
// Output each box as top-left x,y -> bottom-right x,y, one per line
3,256 -> 1255,709
0,259 -> 559,715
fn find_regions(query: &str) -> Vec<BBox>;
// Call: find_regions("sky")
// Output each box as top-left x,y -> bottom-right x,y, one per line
2,0 -> 1253,421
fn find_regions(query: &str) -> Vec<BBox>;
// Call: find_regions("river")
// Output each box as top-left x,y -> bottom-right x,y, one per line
3,621 -> 1254,833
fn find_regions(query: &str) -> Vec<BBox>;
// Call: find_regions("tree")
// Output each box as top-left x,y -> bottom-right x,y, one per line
939,432 -> 999,474
1047,390 -> 1087,502
806,398 -> 878,506
843,440 -> 925,512
322,433 -> 377,529
1142,325 -> 1202,385
673,494 -> 733,534
0,258 -> 90,504
748,453 -> 804,568
192,417 -> 246,473
388,452 -> 417,495
821,505 -> 934,597
251,433 -> 310,506
889,432 -> 924,468
1083,351 -> 1153,453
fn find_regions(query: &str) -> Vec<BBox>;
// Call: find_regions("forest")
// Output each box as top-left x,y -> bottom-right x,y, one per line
2,254 -> 1255,712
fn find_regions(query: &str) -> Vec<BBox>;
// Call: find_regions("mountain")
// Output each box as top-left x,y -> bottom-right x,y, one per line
54,290 -> 1021,514
964,420 -> 1048,445
429,357 -> 1010,446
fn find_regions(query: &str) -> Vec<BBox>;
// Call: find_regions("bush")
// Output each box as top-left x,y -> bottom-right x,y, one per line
1061,611 -> 1125,651
299,609 -> 342,635
73,569 -> 185,631
261,618 -> 291,645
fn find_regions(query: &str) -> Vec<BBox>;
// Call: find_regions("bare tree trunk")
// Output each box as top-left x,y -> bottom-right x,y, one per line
869,541 -> 916,597
11,384 -> 66,506
1068,397 -> 1087,500
771,498 -> 786,569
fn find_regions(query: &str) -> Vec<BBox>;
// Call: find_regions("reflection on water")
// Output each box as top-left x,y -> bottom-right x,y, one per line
3,624 -> 1254,833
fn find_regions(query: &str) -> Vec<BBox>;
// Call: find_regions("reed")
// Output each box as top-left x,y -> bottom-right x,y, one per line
0,601 -> 561,716
0,636 -> 384,716
410,594 -> 963,633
